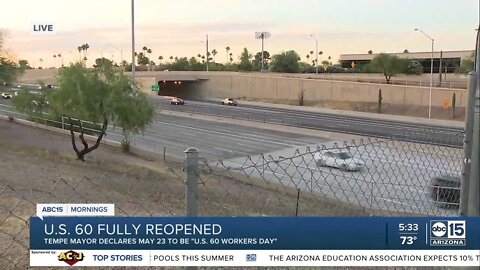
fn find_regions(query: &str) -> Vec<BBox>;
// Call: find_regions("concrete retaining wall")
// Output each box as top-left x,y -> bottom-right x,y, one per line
186,74 -> 467,108
18,69 -> 467,108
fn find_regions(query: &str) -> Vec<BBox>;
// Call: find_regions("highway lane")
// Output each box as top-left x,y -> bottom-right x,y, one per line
221,140 -> 462,215
5,83 -> 464,145
150,97 -> 464,147
1,90 -> 463,215
0,101 -> 328,160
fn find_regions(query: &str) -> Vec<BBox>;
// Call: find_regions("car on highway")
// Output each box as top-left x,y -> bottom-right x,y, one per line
314,150 -> 365,171
1,93 -> 12,99
222,98 -> 237,106
430,175 -> 460,208
170,97 -> 185,105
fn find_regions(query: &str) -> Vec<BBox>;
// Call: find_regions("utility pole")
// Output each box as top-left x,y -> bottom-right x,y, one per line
439,50 -> 443,83
206,34 -> 209,72
131,0 -> 136,86
310,34 -> 319,74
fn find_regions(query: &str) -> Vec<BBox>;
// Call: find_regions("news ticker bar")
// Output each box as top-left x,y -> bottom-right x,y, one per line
30,250 -> 480,267
30,217 -> 479,250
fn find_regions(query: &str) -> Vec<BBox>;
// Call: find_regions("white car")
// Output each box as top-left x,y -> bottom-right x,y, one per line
222,98 -> 237,106
169,97 -> 185,105
1,93 -> 12,99
314,150 -> 365,171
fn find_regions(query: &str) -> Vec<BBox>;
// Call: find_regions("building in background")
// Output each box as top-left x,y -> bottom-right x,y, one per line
339,50 -> 474,73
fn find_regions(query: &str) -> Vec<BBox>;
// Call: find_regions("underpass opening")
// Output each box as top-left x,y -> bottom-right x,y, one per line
156,80 -> 206,100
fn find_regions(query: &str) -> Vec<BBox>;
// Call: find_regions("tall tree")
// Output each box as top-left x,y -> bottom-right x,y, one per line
225,46 -> 230,63
18,60 -> 32,71
270,50 -> 301,73
253,51 -> 270,71
13,62 -> 154,160
369,53 -> 402,83
0,57 -> 19,83
211,49 -> 218,62
238,48 -> 253,71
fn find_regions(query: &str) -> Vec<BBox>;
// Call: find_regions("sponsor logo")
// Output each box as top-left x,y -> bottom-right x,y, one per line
58,250 -> 84,266
246,254 -> 257,262
430,220 -> 466,246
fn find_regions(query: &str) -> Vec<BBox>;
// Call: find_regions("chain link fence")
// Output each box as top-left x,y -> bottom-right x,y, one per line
0,111 -> 467,269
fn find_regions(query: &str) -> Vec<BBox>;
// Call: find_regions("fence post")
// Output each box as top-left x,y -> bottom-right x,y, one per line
61,116 -> 64,129
163,146 -> 166,161
460,72 -> 479,215
185,148 -> 199,217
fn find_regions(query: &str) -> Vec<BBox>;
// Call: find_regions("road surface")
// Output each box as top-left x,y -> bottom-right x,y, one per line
151,97 -> 464,147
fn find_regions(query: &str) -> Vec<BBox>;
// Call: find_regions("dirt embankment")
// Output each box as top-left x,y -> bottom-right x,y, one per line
241,98 -> 466,121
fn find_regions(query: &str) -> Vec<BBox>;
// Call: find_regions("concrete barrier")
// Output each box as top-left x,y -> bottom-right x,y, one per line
18,69 -> 467,108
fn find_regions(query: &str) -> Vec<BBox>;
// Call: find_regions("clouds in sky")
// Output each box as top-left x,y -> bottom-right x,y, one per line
0,0 -> 477,67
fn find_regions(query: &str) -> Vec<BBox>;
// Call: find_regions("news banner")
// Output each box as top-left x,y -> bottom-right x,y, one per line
30,204 -> 480,267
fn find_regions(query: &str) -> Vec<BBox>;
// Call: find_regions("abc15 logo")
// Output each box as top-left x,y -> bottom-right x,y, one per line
430,220 -> 466,239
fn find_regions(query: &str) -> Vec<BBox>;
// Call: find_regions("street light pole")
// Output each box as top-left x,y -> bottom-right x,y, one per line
255,31 -> 271,72
206,34 -> 209,72
415,28 -> 434,119
310,34 -> 318,75
131,0 -> 136,86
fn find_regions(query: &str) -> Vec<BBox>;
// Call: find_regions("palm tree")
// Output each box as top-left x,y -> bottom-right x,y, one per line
58,54 -> 63,67
142,46 -> 148,52
77,46 -> 82,60
84,43 -> 89,56
225,46 -> 230,63
368,50 -> 373,54
146,48 -> 152,71
328,56 -> 332,65
211,49 -> 218,62
53,54 -> 57,68
169,56 -> 174,60
403,49 -> 409,53
197,54 -> 202,59
158,56 -> 163,64
229,57 -> 233,63
306,54 -> 310,60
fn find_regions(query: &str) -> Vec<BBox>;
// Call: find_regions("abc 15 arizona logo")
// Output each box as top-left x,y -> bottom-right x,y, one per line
430,220 -> 466,246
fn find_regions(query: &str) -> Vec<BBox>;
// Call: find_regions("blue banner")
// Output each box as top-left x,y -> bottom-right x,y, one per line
30,217 -> 479,250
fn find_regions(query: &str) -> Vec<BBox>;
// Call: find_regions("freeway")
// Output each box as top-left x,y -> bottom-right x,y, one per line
0,100 -> 327,160
0,88 -> 462,215
151,97 -> 464,147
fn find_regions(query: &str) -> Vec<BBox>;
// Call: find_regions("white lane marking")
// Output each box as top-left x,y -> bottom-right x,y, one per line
178,131 -> 195,136
153,119 -> 298,148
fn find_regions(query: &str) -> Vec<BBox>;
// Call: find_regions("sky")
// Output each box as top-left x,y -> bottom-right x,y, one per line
0,0 -> 478,68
